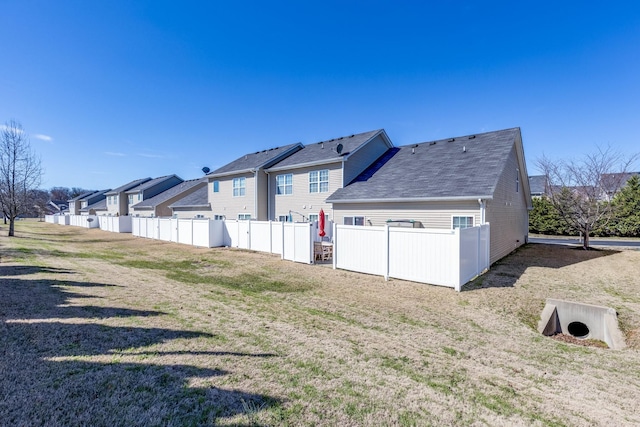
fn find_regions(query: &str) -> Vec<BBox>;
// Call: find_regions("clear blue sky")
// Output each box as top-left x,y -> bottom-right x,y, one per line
1,1 -> 639,190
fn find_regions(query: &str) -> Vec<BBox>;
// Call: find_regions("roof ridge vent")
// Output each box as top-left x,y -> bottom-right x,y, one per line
429,141 -> 436,146
468,135 -> 476,139
448,138 -> 455,142
350,134 -> 355,138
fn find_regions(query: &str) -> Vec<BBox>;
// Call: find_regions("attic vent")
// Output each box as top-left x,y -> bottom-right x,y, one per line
468,135 -> 476,139
338,136 -> 344,140
350,134 -> 355,138
429,142 -> 437,146
448,138 -> 455,142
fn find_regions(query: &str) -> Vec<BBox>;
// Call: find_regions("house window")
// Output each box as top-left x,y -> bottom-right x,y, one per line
238,213 -> 251,220
278,215 -> 292,222
194,214 -> 205,219
276,174 -> 293,195
128,195 -> 133,204
309,170 -> 329,193
233,177 -> 246,197
309,214 -> 329,223
213,181 -> 219,193
214,214 -> 225,220
516,168 -> 520,193
344,216 -> 365,226
137,194 -> 141,201
452,216 -> 474,229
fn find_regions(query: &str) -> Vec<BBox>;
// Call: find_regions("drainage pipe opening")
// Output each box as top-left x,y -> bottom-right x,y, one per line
567,321 -> 590,339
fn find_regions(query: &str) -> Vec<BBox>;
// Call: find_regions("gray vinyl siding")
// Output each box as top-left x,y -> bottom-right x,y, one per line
208,172 -> 256,220
332,201 -> 481,228
270,163 -> 342,221
343,134 -> 390,185
485,145 -> 530,264
256,170 -> 269,220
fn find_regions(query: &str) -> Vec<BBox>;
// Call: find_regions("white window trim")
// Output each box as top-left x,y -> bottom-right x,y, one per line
452,215 -> 474,229
276,174 -> 293,195
238,213 -> 251,220
309,169 -> 329,193
233,177 -> 246,197
343,216 -> 365,226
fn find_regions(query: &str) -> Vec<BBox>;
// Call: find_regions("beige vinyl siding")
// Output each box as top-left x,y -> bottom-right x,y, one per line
332,201 -> 481,228
343,134 -> 390,184
172,207 -> 214,219
485,145 -> 530,264
105,194 -> 128,216
208,172 -> 256,219
270,164 -> 342,221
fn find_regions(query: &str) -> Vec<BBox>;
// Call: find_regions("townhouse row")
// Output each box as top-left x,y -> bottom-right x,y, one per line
67,127 -> 532,264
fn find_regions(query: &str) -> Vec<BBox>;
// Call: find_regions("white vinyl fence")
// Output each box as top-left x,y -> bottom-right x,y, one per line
99,216 -> 132,233
67,214 -> 100,228
333,223 -> 490,291
132,217 -> 226,248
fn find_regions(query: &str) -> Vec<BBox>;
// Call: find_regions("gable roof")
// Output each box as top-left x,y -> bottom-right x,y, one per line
131,178 -> 206,209
80,198 -> 107,212
168,185 -> 210,209
266,129 -> 390,172
327,128 -> 525,202
105,177 -> 152,195
68,190 -> 97,203
208,142 -> 303,178
125,174 -> 182,194
79,189 -> 110,202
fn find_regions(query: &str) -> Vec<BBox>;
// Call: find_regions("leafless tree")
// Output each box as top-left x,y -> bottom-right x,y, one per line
0,120 -> 43,236
537,146 -> 638,249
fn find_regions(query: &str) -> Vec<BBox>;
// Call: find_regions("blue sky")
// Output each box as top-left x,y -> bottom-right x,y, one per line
1,1 -> 639,190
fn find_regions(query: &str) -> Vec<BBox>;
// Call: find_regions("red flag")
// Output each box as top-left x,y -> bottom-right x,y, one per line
318,209 -> 326,237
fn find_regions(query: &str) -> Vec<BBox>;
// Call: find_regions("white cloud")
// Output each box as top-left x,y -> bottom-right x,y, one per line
33,134 -> 53,142
104,151 -> 126,157
137,153 -> 165,159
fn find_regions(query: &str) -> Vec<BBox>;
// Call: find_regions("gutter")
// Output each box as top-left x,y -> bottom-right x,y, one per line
327,195 -> 495,204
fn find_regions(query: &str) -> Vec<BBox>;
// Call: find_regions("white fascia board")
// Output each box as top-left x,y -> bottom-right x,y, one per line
327,195 -> 494,204
207,168 -> 256,180
266,158 -> 343,173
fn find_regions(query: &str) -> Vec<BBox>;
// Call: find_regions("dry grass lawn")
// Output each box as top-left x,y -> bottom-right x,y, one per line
1,220 -> 640,426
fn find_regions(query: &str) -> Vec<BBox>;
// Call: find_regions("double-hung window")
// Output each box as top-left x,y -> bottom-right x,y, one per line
344,216 -> 365,226
238,213 -> 251,220
309,169 -> 329,193
213,181 -> 219,193
276,174 -> 293,195
128,195 -> 134,204
452,216 -> 474,229
233,177 -> 245,197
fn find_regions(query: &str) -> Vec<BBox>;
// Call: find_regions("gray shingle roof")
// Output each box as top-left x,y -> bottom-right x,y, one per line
125,175 -> 181,194
267,129 -> 384,170
169,186 -> 210,208
528,175 -> 547,195
208,143 -> 303,177
132,178 -> 206,209
79,189 -> 110,202
80,198 -> 106,212
105,177 -> 152,195
68,190 -> 97,202
327,128 -> 521,202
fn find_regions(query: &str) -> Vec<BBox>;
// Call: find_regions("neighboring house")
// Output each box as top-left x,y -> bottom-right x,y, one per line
130,178 -> 207,217
81,198 -> 106,215
68,191 -> 97,215
98,177 -> 152,216
265,129 -> 393,223
326,127 -> 532,264
599,172 -> 640,201
528,175 -> 548,198
206,143 -> 303,220
168,185 -> 213,218
48,200 -> 68,214
125,175 -> 184,215
78,190 -> 110,215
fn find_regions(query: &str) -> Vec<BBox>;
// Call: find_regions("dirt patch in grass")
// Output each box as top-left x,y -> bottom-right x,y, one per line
2,220 -> 640,426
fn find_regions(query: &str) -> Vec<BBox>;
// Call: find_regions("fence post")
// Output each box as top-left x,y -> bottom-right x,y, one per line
384,224 -> 390,281
247,219 -> 252,251
281,221 -> 285,260
332,222 -> 337,270
454,228 -> 462,292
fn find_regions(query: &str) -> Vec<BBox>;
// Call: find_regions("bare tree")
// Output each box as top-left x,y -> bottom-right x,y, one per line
537,146 -> 638,249
0,120 -> 43,236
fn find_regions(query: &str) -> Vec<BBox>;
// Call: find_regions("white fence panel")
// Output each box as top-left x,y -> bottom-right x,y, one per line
292,223 -> 313,263
177,219 -> 193,245
45,215 -> 56,223
68,214 -> 99,228
270,222 -> 283,255
335,225 -> 386,276
224,221 -> 238,247
249,221 -> 274,253
132,217 -> 141,236
459,224 -> 490,286
388,228 -> 459,288
158,219 -> 173,242
58,215 -> 70,225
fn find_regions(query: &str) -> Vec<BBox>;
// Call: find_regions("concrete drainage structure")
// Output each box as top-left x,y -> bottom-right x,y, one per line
538,298 -> 626,350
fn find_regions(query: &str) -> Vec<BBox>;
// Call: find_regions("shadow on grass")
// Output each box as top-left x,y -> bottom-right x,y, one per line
462,243 -> 620,291
0,265 -> 76,276
0,275 -> 283,425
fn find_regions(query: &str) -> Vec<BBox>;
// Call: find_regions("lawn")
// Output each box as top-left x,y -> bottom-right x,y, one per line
1,220 -> 639,426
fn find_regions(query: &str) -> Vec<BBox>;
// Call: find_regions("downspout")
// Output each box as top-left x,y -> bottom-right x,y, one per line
478,199 -> 486,225
254,169 -> 258,220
